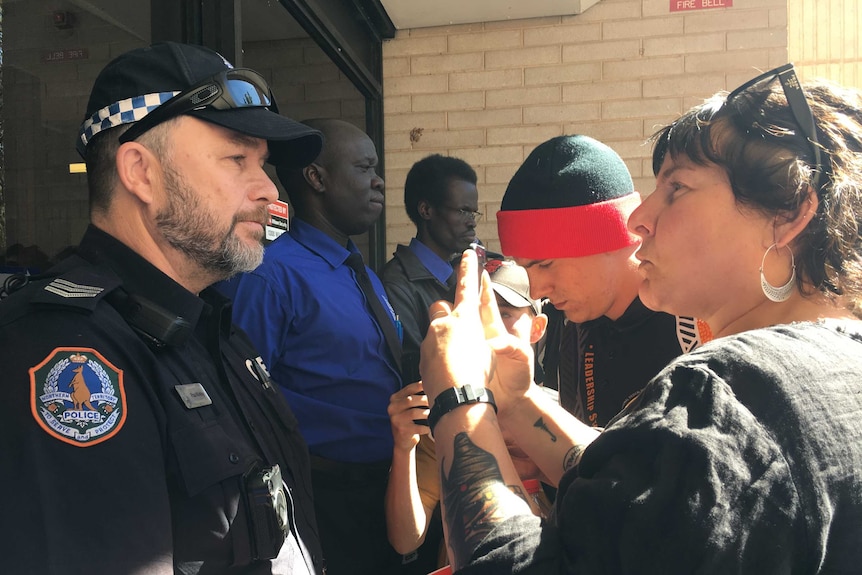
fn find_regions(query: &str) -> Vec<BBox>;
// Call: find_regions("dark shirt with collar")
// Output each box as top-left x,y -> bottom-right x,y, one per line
0,225 -> 322,574
564,296 -> 704,427
381,239 -> 456,384
219,218 -> 402,463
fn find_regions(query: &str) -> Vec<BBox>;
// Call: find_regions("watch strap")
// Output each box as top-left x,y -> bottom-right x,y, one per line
428,384 -> 496,432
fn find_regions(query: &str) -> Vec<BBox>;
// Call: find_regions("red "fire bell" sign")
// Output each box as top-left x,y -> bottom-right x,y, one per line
670,0 -> 732,12
41,48 -> 89,63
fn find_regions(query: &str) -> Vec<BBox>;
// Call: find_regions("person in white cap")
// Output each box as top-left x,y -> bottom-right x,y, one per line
385,259 -> 548,573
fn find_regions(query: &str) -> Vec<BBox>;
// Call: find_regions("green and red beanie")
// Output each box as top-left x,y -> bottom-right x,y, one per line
497,135 -> 641,259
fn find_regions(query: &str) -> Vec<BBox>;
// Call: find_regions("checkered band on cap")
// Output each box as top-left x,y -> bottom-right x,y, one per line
78,91 -> 179,151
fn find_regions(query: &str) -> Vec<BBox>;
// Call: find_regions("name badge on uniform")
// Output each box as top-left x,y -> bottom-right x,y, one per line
175,383 -> 213,409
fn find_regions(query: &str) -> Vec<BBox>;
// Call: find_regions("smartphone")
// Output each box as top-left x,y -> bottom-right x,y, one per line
469,242 -> 487,289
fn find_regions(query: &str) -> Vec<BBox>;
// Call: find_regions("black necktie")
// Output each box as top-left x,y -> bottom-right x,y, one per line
345,253 -> 402,373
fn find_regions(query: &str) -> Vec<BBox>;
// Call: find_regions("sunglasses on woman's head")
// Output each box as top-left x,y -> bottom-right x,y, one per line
725,63 -> 823,191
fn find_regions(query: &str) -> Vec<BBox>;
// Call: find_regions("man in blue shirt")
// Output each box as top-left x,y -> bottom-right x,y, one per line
379,154 -> 479,574
381,154 -> 480,385
220,118 -> 403,575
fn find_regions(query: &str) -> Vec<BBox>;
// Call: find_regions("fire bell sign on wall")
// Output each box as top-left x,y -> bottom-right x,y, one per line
670,0 -> 732,11
41,48 -> 89,63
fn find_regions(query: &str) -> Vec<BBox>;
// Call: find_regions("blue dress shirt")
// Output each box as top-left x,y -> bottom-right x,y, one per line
408,237 -> 455,285
219,218 -> 402,462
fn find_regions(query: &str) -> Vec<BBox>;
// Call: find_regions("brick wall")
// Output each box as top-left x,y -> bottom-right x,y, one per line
245,38 -> 366,128
787,0 -> 862,89
243,38 -> 376,259
381,0 -> 792,257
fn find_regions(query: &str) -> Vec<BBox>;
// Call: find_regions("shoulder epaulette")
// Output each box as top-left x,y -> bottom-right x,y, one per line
29,262 -> 121,312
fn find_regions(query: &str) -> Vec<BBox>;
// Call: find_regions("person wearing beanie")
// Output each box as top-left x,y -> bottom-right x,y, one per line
0,42 -> 324,574
497,134 -> 710,427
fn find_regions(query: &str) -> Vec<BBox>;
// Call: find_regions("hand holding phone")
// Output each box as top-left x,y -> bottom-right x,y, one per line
469,242 -> 487,289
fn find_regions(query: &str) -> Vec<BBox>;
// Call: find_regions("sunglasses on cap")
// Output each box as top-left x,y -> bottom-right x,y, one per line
725,63 -> 823,192
119,68 -> 277,144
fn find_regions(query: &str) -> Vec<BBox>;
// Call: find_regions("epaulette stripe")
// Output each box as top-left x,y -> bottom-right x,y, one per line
44,286 -> 104,298
44,279 -> 104,298
51,278 -> 104,292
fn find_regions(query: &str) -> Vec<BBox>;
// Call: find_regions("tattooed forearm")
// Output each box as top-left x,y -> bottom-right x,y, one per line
508,484 -> 528,505
533,416 -> 557,442
562,445 -> 585,472
441,432 -> 527,570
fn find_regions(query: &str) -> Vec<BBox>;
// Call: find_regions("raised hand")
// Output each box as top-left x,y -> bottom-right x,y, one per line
421,248 -> 534,414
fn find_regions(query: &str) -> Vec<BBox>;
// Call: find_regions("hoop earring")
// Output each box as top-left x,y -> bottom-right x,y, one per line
760,244 -> 796,302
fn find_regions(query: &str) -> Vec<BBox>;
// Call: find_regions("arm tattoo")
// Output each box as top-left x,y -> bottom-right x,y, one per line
441,432 -> 525,570
563,445 -> 585,473
508,484 -> 528,504
533,416 -> 557,442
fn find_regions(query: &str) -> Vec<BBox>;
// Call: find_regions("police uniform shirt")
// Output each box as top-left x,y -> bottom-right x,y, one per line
0,225 -> 323,575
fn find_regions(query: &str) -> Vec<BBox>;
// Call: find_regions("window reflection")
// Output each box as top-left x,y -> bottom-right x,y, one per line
0,0 -> 373,273
0,0 -> 149,272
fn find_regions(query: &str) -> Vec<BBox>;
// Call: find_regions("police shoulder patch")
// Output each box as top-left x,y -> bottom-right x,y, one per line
30,348 -> 127,447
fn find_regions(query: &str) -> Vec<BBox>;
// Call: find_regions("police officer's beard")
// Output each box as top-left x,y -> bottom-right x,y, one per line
156,163 -> 266,280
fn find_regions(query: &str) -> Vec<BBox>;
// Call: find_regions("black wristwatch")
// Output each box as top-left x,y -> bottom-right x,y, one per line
428,384 -> 497,432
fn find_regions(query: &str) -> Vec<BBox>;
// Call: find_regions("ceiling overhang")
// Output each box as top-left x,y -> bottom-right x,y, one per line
378,0 -> 602,30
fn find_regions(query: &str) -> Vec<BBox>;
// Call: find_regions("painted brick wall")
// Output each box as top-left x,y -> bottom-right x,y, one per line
381,0 -> 792,257
243,38 -> 375,260
787,0 -> 862,89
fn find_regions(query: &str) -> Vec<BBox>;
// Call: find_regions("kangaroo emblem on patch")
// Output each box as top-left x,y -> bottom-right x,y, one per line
30,348 -> 126,447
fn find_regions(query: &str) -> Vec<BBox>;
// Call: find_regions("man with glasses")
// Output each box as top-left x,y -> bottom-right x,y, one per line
382,154 -> 482,386
378,154 -> 480,573
0,42 -> 324,574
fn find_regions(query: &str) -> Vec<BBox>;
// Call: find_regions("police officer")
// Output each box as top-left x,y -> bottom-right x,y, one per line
0,42 -> 325,574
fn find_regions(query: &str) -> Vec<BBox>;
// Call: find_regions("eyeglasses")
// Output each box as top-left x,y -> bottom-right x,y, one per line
441,206 -> 482,221
725,63 -> 822,191
119,68 -> 277,144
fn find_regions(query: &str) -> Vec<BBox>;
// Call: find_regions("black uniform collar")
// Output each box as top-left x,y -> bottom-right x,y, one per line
200,285 -> 235,339
587,296 -> 656,333
77,225 -> 206,331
